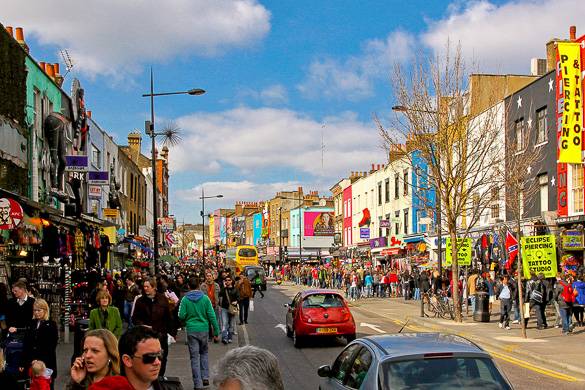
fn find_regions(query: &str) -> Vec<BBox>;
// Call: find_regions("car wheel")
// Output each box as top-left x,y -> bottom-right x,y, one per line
293,330 -> 303,348
346,333 -> 356,344
286,324 -> 293,338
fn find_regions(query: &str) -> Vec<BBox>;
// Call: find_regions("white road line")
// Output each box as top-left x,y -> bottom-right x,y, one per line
275,323 -> 287,334
360,322 -> 385,333
242,323 -> 250,345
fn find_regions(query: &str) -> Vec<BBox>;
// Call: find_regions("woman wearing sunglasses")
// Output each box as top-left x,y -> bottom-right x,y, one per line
68,329 -> 120,389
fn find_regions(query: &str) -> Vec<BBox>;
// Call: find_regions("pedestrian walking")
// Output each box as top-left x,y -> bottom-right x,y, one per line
178,277 -> 220,390
572,274 -> 585,327
252,271 -> 264,299
219,276 -> 239,344
236,275 -> 253,325
497,276 -> 514,330
122,275 -> 139,327
556,274 -> 575,335
89,291 -> 123,339
131,277 -> 175,376
201,270 -> 221,342
68,329 -> 120,389
524,274 -> 548,330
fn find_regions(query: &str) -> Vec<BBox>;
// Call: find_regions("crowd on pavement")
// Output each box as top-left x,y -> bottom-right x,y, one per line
0,257 -> 285,390
277,261 -> 585,335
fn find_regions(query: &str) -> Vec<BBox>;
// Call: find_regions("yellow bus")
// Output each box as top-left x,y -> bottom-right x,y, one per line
226,245 -> 259,275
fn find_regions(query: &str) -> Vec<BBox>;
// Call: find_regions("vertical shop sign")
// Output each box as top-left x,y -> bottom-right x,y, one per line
557,42 -> 583,164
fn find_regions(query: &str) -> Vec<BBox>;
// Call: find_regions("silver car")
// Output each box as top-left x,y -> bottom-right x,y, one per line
318,333 -> 513,389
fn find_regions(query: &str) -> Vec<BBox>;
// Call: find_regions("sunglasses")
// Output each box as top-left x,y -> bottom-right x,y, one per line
133,352 -> 163,364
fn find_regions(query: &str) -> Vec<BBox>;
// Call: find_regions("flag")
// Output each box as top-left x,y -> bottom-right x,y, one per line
165,231 -> 175,247
505,230 -> 518,270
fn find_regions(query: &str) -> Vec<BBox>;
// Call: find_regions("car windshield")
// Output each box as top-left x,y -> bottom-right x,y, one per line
302,294 -> 344,308
238,248 -> 257,257
246,268 -> 265,277
380,357 -> 511,390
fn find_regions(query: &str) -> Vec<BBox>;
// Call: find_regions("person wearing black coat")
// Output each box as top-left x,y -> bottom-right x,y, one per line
6,280 -> 35,334
22,298 -> 58,390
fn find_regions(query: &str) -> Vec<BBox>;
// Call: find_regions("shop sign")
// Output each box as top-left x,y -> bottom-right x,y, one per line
556,215 -> 585,225
557,42 -> 582,164
360,228 -> 370,239
561,230 -> 584,250
521,235 -> 558,278
379,220 -> 390,228
0,198 -> 24,230
444,237 -> 472,266
103,208 -> 119,218
369,236 -> 387,249
381,248 -> 400,256
65,155 -> 89,172
88,171 -> 109,185
88,185 -> 102,199
158,217 -> 175,231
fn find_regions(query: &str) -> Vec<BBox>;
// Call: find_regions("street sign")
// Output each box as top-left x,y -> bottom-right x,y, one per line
360,227 -> 370,239
88,171 -> 109,185
158,217 -> 175,231
103,208 -> 119,218
88,185 -> 102,199
65,155 -> 89,172
379,220 -> 390,228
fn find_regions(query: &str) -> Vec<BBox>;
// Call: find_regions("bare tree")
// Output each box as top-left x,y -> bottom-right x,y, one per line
503,102 -> 544,338
378,44 -> 509,322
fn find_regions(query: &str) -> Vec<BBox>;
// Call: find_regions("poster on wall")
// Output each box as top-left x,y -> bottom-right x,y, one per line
444,237 -> 472,266
521,235 -> 558,278
0,198 -> 24,230
304,211 -> 334,236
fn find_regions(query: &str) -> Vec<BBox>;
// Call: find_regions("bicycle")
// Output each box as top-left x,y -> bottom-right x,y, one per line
424,291 -> 455,319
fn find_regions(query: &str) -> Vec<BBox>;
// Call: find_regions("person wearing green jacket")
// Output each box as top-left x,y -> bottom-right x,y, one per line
88,290 -> 123,339
179,277 -> 219,390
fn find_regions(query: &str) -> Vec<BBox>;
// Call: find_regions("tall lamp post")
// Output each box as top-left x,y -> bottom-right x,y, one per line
392,105 -> 443,275
200,187 -> 223,263
142,68 -> 205,270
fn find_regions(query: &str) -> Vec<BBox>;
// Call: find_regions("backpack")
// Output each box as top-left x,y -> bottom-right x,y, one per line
560,281 -> 575,304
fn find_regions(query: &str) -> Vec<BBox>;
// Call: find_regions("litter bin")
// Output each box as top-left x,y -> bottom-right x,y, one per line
72,318 -> 90,363
473,291 -> 490,322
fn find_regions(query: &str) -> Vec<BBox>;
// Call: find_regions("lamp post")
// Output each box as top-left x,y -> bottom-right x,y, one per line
392,105 -> 443,275
142,67 -> 205,271
200,187 -> 223,263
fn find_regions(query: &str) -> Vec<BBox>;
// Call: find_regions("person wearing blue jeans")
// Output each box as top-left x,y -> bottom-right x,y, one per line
219,276 -> 239,344
178,277 -> 220,389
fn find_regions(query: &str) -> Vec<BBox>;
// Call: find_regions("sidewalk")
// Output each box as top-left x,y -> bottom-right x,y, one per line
279,281 -> 585,378
55,329 -> 238,389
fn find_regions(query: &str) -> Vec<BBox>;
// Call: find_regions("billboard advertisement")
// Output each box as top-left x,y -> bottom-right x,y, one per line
253,213 -> 262,246
303,211 -> 334,237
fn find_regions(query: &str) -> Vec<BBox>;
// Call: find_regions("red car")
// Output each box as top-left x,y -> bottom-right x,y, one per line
284,289 -> 356,348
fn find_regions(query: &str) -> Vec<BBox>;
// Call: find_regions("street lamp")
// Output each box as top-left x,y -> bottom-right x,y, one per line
142,67 -> 206,271
199,188 -> 223,263
392,104 -> 443,274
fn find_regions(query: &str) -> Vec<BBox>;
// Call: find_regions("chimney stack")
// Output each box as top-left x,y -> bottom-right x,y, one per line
570,25 -> 577,41
127,132 -> 142,163
14,27 -> 29,53
45,63 -> 55,79
87,110 -> 92,118
5,26 -> 13,37
39,61 -> 46,72
53,63 -> 64,87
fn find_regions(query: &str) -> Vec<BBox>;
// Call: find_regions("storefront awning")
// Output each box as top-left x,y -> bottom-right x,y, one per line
404,234 -> 425,243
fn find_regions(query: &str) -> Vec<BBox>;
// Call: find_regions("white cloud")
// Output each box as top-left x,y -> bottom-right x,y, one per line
1,0 -> 270,77
298,30 -> 415,100
422,0 -> 585,74
169,106 -> 385,179
176,180 -> 300,205
234,84 -> 289,105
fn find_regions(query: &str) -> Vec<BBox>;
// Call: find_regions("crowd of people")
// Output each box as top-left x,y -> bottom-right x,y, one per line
0,259 -> 285,390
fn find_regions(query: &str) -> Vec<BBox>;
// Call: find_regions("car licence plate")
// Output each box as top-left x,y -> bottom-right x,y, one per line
317,327 -> 337,334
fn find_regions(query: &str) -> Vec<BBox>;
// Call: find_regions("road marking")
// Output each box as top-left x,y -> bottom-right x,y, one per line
275,323 -> 287,334
486,349 -> 580,382
360,322 -> 385,333
241,323 -> 250,345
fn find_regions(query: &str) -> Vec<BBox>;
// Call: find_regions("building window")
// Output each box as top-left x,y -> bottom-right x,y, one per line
385,179 -> 390,203
536,107 -> 547,144
377,182 -> 382,205
92,146 -> 101,169
394,210 -> 400,234
404,209 -> 409,234
515,118 -> 525,151
378,216 -> 382,238
394,174 -> 399,199
572,164 -> 584,213
490,188 -> 499,219
538,174 -> 548,213
403,169 -> 409,196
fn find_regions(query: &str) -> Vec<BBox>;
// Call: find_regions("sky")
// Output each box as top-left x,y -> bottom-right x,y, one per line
2,0 -> 585,223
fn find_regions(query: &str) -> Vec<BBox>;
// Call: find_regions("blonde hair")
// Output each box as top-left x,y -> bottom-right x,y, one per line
31,360 -> 46,376
96,290 -> 112,306
33,298 -> 50,321
83,329 -> 120,377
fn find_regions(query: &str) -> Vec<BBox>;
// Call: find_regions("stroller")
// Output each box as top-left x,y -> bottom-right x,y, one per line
2,330 -> 30,389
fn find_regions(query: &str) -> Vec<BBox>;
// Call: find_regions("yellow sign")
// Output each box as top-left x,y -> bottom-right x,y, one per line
521,235 -> 558,278
103,208 -> 119,218
444,237 -> 472,266
209,215 -> 215,244
557,42 -> 583,164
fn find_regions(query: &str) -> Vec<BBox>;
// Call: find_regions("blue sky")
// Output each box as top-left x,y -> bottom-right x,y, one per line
2,0 -> 584,223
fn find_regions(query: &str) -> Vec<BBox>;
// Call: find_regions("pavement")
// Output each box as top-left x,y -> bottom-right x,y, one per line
55,328 -> 239,389
278,281 -> 585,380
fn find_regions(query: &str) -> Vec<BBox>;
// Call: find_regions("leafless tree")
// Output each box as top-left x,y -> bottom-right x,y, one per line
378,43 -> 509,322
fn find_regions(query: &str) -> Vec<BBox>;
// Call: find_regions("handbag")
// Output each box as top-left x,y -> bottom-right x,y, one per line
228,303 -> 239,316
523,302 -> 531,319
158,376 -> 184,390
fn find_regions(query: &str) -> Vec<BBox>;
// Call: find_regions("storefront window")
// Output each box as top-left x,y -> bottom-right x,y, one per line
572,164 -> 584,214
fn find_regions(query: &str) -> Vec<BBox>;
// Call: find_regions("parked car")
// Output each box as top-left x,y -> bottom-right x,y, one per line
243,265 -> 267,291
317,333 -> 513,389
284,290 -> 356,348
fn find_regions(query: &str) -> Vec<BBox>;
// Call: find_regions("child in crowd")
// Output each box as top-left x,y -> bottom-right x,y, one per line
29,360 -> 52,390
